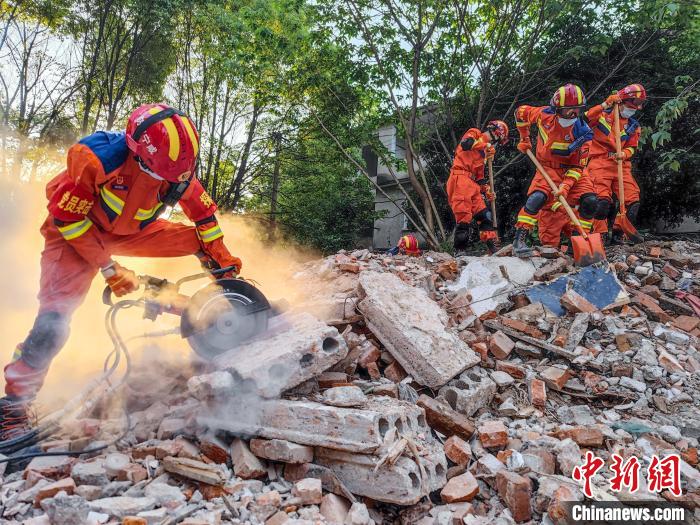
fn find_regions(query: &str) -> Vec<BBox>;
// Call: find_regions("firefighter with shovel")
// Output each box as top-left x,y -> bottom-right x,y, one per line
584,84 -> 646,244
511,84 -> 603,264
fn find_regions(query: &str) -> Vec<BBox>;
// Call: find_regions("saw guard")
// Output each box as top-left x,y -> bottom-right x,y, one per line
180,278 -> 271,360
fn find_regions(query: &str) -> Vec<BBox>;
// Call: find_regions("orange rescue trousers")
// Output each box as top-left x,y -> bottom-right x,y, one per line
586,156 -> 640,234
4,217 -> 203,398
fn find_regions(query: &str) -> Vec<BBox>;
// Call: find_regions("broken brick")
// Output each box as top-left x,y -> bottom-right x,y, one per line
317,372 -> 349,389
230,439 -> 266,480
357,344 -> 380,368
662,263 -> 681,280
365,362 -> 381,380
649,246 -> 662,257
496,470 -> 532,522
488,331 -> 515,360
673,315 -> 700,333
529,379 -> 546,409
555,426 -> 604,447
34,477 -> 76,506
632,292 -> 673,323
250,439 -> 313,464
292,478 -> 322,505
440,472 -> 479,503
540,366 -> 572,391
383,360 -> 407,383
478,420 -> 508,449
498,318 -> 544,339
560,289 -> 597,313
615,334 -> 632,353
495,361 -> 526,379
472,342 -> 490,364
417,394 -> 475,440
444,436 -> 472,466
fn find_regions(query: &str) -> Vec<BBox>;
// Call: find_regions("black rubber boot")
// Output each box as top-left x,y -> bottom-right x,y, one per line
609,229 -> 625,246
512,227 -> 533,257
0,396 -> 33,442
485,239 -> 498,255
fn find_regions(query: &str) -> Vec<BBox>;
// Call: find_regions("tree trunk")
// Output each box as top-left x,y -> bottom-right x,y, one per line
225,99 -> 260,208
269,131 -> 282,236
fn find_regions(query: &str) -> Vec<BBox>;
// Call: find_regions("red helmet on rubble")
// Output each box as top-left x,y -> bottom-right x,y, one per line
550,84 -> 587,109
486,120 -> 510,145
618,84 -> 647,109
398,234 -> 421,256
126,103 -> 200,183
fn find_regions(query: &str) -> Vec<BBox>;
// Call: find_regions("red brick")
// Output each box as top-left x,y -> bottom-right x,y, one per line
123,518 -> 148,525
338,263 -> 360,273
496,470 -> 532,522
358,344 -> 380,367
199,437 -> 229,464
499,318 -> 544,339
495,361 -> 526,379
34,477 -> 76,506
659,350 -> 685,374
640,285 -> 662,298
681,448 -> 698,466
673,315 -> 700,333
615,334 -> 632,352
612,363 -> 633,377
540,366 -> 572,391
365,362 -> 381,380
649,246 -> 662,257
488,331 -> 515,360
440,472 -> 479,503
529,379 -> 546,409
555,426 -> 604,447
417,395 -> 475,440
383,361 -> 407,383
317,372 -> 349,389
116,463 -> 148,483
632,292 -> 673,323
444,436 -> 472,466
472,342 -> 490,363
548,486 -> 580,522
478,420 -> 508,449
627,254 -> 640,266
560,289 -> 597,313
496,449 -> 513,463
553,329 -> 568,347
662,263 -> 681,280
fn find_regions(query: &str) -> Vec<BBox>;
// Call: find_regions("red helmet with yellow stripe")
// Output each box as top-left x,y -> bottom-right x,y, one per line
126,103 -> 200,183
398,234 -> 421,256
618,84 -> 647,109
550,84 -> 587,110
486,120 -> 510,145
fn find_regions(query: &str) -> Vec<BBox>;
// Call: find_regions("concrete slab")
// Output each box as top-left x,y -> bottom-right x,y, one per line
199,397 -> 430,454
314,442 -> 447,505
449,257 -> 545,316
212,313 -> 348,398
358,272 -> 478,388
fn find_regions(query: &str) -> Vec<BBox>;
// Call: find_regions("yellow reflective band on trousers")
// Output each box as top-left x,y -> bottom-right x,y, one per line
135,202 -> 164,221
565,169 -> 581,181
198,224 -> 224,243
517,215 -> 538,226
100,186 -> 125,215
57,218 -> 93,240
577,219 -> 593,230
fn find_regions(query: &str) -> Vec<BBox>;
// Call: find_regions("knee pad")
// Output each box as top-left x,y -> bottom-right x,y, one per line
524,191 -> 547,215
473,208 -> 494,230
627,201 -> 640,224
19,312 -> 70,370
578,193 -> 599,219
454,223 -> 471,250
594,198 -> 612,220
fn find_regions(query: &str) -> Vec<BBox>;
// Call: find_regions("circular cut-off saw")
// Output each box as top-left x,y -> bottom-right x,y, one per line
103,266 -> 277,360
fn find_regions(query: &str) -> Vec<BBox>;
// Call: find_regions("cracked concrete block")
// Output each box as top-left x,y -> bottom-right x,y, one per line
212,313 -> 348,398
358,272 -> 478,388
200,397 -> 430,454
438,370 -> 497,417
314,442 -> 447,505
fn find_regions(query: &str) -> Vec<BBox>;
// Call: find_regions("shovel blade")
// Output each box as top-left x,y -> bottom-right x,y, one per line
571,233 -> 606,266
616,214 -> 644,244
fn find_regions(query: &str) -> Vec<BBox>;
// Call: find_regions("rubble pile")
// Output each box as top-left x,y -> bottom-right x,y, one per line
2,241 -> 700,525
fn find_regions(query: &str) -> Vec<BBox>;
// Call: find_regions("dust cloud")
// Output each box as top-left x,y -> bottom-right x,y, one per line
0,175 -> 317,412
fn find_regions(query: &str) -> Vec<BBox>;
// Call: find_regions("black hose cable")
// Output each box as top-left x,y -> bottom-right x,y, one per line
0,300 -> 139,462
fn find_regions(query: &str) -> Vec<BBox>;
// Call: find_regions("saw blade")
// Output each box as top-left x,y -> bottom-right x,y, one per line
181,279 -> 270,360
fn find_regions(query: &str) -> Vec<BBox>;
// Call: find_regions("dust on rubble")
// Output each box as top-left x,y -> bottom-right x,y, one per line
3,218 -> 700,524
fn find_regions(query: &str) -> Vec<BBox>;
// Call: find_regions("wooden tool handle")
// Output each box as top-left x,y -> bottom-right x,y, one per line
613,103 -> 626,212
487,158 -> 498,228
525,149 -> 588,239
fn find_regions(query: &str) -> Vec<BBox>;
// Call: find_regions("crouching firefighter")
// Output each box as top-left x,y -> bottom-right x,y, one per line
0,103 -> 243,440
446,120 -> 509,254
512,84 -> 598,257
584,84 -> 646,244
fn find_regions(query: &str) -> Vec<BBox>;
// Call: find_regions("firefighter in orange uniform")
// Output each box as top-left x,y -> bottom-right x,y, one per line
584,84 -> 646,244
512,84 -> 598,256
0,103 -> 242,440
446,120 -> 509,254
